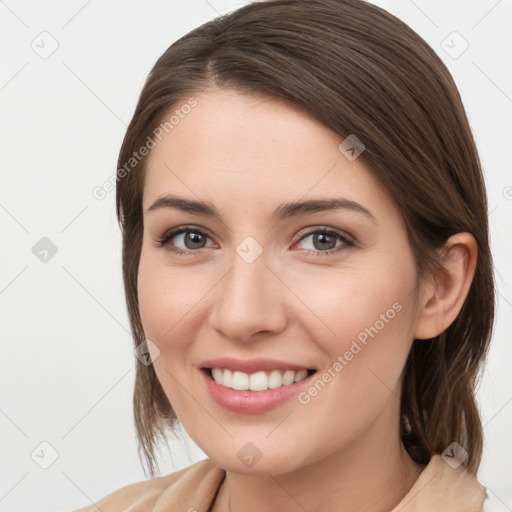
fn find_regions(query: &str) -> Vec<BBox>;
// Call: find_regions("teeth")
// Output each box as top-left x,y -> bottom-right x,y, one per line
211,368 -> 310,391
268,369 -> 283,389
249,371 -> 268,391
282,370 -> 295,386
232,371 -> 249,390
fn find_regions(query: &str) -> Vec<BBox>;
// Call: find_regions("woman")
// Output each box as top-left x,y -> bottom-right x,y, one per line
74,0 -> 501,510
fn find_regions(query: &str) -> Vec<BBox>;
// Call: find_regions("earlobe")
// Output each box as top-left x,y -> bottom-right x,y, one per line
414,233 -> 478,340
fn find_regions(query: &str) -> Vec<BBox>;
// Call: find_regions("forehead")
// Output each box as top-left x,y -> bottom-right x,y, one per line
142,88 -> 397,221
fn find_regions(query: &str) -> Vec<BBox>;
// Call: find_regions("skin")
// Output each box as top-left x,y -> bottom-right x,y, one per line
137,87 -> 477,512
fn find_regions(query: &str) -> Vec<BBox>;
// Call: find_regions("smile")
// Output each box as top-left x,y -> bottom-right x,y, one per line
209,368 -> 314,391
199,359 -> 318,413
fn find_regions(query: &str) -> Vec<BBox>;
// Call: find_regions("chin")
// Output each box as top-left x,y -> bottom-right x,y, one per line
203,443 -> 310,477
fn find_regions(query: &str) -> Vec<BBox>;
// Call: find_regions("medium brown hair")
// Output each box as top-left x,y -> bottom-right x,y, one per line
116,0 -> 495,476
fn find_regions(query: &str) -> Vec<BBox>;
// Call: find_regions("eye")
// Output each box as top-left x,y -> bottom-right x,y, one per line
294,228 -> 354,256
155,226 -> 215,256
155,226 -> 354,257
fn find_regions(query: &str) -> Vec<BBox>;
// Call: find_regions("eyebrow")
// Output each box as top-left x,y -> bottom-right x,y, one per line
146,195 -> 376,222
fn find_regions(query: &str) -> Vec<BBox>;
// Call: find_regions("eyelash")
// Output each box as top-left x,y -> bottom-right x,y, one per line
155,225 -> 355,258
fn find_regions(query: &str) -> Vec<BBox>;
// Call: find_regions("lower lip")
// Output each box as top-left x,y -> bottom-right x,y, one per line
201,369 -> 316,414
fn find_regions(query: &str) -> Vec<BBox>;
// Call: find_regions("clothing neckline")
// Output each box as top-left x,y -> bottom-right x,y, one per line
204,454 -> 486,512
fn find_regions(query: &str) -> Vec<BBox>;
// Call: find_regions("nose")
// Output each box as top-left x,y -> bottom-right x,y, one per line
209,244 -> 288,343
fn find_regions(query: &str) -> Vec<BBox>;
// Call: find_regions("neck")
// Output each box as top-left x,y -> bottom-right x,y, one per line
213,404 -> 425,512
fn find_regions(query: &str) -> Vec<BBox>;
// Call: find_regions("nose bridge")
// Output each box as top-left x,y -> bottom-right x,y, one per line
211,237 -> 286,340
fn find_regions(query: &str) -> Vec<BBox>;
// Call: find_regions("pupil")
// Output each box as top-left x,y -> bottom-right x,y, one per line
315,233 -> 334,250
186,232 -> 204,249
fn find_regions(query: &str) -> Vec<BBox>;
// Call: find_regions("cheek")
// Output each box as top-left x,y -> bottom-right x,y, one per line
137,254 -> 203,414
286,257 -> 416,346
137,254 -> 209,349
322,264 -> 417,396
288,267 -> 417,444
287,256 -> 418,410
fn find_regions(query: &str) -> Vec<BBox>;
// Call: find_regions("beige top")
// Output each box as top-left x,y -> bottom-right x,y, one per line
72,454 -> 498,511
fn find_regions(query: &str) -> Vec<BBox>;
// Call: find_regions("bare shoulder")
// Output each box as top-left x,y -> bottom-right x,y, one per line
70,458 -> 223,512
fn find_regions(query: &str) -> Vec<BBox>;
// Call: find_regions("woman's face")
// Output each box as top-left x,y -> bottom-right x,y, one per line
138,87 -> 425,475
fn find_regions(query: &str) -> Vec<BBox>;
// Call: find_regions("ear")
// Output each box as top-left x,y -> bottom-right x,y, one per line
414,233 -> 478,340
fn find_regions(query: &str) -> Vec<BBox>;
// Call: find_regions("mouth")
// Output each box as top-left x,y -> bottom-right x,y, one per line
199,357 -> 319,413
202,367 -> 317,392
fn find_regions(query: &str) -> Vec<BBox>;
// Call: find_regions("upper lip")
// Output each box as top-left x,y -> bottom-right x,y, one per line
200,357 -> 315,374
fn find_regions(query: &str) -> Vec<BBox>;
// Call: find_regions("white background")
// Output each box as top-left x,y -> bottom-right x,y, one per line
1,0 -> 511,510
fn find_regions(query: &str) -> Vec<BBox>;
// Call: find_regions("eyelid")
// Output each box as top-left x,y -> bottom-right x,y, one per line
295,225 -> 354,244
155,225 -> 216,248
